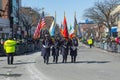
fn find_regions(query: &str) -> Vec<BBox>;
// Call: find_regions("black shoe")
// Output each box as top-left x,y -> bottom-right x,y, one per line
44,60 -> 46,63
53,60 -> 55,62
71,60 -> 73,63
73,60 -> 76,63
46,62 -> 48,64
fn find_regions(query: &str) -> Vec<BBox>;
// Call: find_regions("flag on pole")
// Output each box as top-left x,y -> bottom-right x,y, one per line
60,22 -> 64,36
49,12 -> 56,37
40,11 -> 46,29
74,12 -> 78,36
69,25 -> 75,38
49,20 -> 55,37
33,11 -> 46,39
62,13 -> 69,40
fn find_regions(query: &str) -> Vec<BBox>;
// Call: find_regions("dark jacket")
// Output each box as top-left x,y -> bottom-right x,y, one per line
70,38 -> 78,56
52,39 -> 60,56
41,39 -> 51,57
60,40 -> 68,56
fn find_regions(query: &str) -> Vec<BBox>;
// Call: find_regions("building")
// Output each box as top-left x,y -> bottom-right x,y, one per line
20,7 -> 55,38
0,0 -> 21,39
79,22 -> 105,39
110,5 -> 120,36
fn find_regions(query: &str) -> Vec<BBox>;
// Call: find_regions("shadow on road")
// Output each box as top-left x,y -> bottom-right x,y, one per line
0,73 -> 22,77
75,61 -> 110,64
47,61 -> 110,65
13,61 -> 36,65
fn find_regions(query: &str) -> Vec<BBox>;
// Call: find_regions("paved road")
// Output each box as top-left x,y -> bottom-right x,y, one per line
0,44 -> 120,80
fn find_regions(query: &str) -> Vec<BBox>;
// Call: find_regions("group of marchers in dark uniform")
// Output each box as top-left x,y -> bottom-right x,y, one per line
41,34 -> 78,64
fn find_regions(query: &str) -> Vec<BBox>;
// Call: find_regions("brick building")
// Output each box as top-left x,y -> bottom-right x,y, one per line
0,0 -> 21,39
79,23 -> 105,39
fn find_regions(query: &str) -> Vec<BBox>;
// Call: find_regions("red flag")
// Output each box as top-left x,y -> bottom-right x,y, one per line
33,11 -> 46,39
62,15 -> 69,40
60,23 -> 64,36
33,21 -> 41,39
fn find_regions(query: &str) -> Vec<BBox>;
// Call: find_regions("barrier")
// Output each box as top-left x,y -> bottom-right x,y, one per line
0,43 -> 39,56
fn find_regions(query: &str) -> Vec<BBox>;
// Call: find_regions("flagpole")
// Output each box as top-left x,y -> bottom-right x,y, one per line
74,11 -> 76,18
55,11 -> 56,26
64,11 -> 65,17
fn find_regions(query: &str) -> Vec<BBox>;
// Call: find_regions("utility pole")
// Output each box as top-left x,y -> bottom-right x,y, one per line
9,0 -> 14,38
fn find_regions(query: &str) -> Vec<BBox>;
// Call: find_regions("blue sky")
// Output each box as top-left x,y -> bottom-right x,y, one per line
22,0 -> 101,26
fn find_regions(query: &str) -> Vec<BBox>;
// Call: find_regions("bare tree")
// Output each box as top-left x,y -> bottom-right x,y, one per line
84,0 -> 120,36
19,7 -> 40,39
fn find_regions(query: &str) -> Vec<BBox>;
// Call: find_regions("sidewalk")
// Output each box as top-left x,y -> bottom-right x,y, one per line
79,42 -> 120,54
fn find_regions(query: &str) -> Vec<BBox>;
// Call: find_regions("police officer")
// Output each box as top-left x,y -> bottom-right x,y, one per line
87,38 -> 93,48
70,36 -> 78,63
4,36 -> 17,65
41,34 -> 51,64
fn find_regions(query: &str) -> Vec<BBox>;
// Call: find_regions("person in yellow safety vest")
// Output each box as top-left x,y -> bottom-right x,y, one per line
87,38 -> 93,48
4,37 -> 17,65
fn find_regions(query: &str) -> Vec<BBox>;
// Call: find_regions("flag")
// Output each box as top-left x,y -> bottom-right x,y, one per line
33,20 -> 41,39
78,24 -> 82,38
33,11 -> 46,39
69,25 -> 75,38
40,11 -> 46,29
49,20 -> 55,37
60,23 -> 64,36
49,12 -> 56,37
74,13 -> 78,36
62,14 -> 69,40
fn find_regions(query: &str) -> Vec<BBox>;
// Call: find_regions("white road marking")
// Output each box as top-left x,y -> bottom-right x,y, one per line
6,78 -> 10,80
27,63 -> 50,80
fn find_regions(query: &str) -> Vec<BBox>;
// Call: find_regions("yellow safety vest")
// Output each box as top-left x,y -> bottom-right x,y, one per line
88,39 -> 93,45
4,40 -> 17,53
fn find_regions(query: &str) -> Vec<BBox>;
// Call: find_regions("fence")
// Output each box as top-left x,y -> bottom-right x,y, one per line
94,41 -> 119,53
0,42 -> 42,56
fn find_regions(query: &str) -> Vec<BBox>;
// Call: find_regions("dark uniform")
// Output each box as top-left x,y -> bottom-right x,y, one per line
52,38 -> 60,63
41,35 -> 51,64
60,38 -> 69,63
70,37 -> 78,63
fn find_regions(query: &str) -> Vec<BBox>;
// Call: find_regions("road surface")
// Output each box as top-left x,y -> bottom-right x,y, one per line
0,44 -> 120,80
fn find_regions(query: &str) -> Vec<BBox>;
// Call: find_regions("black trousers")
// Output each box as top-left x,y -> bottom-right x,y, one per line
43,56 -> 49,64
71,55 -> 76,63
62,55 -> 67,63
90,44 -> 92,48
53,56 -> 58,63
7,53 -> 14,64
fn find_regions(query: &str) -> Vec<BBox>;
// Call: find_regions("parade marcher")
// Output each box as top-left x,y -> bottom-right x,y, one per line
60,38 -> 69,63
4,36 -> 17,65
41,34 -> 52,64
87,38 -> 93,48
52,38 -> 60,63
70,36 -> 78,63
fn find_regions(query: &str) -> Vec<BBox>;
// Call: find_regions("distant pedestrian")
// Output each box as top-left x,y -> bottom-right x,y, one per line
70,36 -> 78,63
41,34 -> 52,64
87,38 -> 93,48
4,36 -> 17,65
